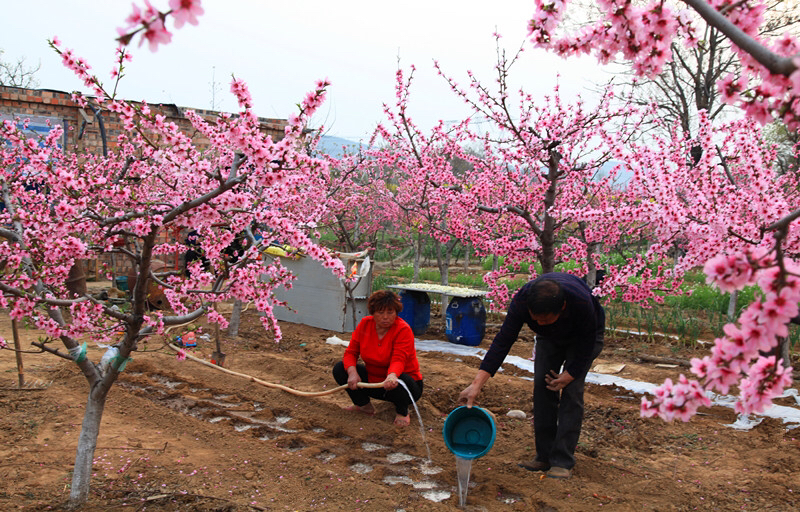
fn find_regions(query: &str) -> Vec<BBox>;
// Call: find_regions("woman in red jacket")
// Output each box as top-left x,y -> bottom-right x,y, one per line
332,290 -> 423,426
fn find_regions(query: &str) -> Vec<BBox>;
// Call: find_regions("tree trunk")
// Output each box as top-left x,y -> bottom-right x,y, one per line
437,239 -> 458,330
413,229 -> 422,281
780,337 -> 792,372
539,149 -> 560,275
585,266 -> 598,288
727,289 -> 738,320
228,298 -> 243,337
68,388 -> 108,507
583,230 -> 599,287
436,242 -> 449,286
463,243 -> 470,272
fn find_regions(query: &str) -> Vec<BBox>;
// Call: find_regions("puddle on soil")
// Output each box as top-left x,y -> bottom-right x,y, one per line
159,396 -> 199,415
261,415 -> 298,433
383,475 -> 442,490
383,475 -> 413,486
311,427 -> 326,433
387,452 -> 415,464
189,387 -> 209,393
118,382 -> 149,392
212,394 -> 232,400
209,416 -> 229,424
412,480 -> 437,490
419,464 -> 443,475
227,411 -> 273,425
349,463 -> 373,474
316,452 -> 336,462
185,407 -> 214,420
500,496 -> 522,504
420,490 -> 451,503
205,399 -> 241,408
234,423 -> 253,432
362,442 -> 389,452
151,375 -> 184,389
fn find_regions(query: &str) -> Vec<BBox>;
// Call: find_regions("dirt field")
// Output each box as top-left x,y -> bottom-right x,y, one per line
1,298 -> 799,511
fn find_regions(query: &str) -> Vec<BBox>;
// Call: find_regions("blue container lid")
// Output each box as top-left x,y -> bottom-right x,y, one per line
442,406 -> 496,459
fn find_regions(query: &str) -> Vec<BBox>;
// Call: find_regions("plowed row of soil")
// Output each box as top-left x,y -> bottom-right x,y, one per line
1,306 -> 798,511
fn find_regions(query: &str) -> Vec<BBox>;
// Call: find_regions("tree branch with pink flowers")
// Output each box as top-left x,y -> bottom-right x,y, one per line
526,0 -> 800,421
1,16 -> 343,505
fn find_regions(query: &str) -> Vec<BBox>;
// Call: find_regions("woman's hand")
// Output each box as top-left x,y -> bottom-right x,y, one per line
346,367 -> 361,390
383,373 -> 399,391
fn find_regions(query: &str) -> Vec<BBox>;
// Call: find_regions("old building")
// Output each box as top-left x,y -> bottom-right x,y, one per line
0,85 -> 288,154
0,85 -> 291,283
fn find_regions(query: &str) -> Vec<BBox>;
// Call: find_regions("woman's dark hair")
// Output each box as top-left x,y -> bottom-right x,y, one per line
526,279 -> 565,314
367,290 -> 403,315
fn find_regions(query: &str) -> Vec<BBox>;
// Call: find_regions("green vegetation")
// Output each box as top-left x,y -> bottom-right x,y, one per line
372,257 -> 800,349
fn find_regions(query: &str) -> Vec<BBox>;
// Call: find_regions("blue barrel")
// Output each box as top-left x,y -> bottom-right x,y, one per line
397,290 -> 431,336
446,297 -> 486,346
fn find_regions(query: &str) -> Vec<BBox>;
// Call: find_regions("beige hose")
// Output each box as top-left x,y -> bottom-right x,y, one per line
167,343 -> 385,396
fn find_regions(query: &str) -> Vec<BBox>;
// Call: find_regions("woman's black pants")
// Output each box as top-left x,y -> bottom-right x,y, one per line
332,361 -> 423,416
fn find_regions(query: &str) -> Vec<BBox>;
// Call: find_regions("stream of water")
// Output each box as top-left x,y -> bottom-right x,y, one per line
455,455 -> 473,507
398,380 -> 431,463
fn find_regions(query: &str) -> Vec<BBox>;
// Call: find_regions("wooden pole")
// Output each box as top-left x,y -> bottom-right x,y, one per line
12,319 -> 24,387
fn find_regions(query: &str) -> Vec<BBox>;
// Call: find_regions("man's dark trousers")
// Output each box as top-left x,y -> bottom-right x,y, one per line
532,334 -> 603,469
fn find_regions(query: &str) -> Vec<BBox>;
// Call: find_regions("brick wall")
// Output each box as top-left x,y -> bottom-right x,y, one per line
0,85 -> 288,155
1,86 -> 290,280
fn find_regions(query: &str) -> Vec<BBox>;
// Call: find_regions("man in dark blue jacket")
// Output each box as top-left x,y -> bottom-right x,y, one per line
458,272 -> 604,479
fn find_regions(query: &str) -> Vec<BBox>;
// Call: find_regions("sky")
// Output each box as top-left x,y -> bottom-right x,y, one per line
2,0 -> 614,142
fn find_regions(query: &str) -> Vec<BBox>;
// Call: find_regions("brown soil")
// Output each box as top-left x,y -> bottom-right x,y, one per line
1,294 -> 799,511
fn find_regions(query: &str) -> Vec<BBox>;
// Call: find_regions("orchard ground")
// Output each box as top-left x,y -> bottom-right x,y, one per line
1,280 -> 799,511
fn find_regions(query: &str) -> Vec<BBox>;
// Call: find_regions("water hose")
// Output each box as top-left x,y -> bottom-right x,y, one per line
167,343 -> 385,396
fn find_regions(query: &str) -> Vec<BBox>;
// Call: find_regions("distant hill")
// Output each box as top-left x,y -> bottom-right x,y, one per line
597,160 -> 633,186
315,135 -> 364,158
312,140 -> 634,187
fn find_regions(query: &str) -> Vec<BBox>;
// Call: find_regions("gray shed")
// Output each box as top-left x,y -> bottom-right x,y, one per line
270,250 -> 372,332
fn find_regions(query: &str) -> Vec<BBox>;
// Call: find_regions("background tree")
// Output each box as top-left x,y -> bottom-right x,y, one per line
435,42 -> 667,308
0,49 -> 40,88
365,66 -> 470,286
621,1 -> 799,138
764,119 -> 800,175
317,148 -> 398,253
528,0 -> 800,421
0,8 -> 343,507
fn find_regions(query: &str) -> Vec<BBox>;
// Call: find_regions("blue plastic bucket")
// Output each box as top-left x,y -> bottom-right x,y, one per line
442,406 -> 496,459
115,276 -> 129,291
397,290 -> 431,336
445,297 -> 486,346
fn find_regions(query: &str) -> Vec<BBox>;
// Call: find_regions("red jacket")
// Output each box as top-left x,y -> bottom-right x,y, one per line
343,315 -> 423,383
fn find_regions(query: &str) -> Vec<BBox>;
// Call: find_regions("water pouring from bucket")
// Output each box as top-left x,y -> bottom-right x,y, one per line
443,406 -> 496,507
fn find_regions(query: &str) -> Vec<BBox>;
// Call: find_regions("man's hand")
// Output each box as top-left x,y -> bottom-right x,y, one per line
545,369 -> 574,391
458,370 -> 491,408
